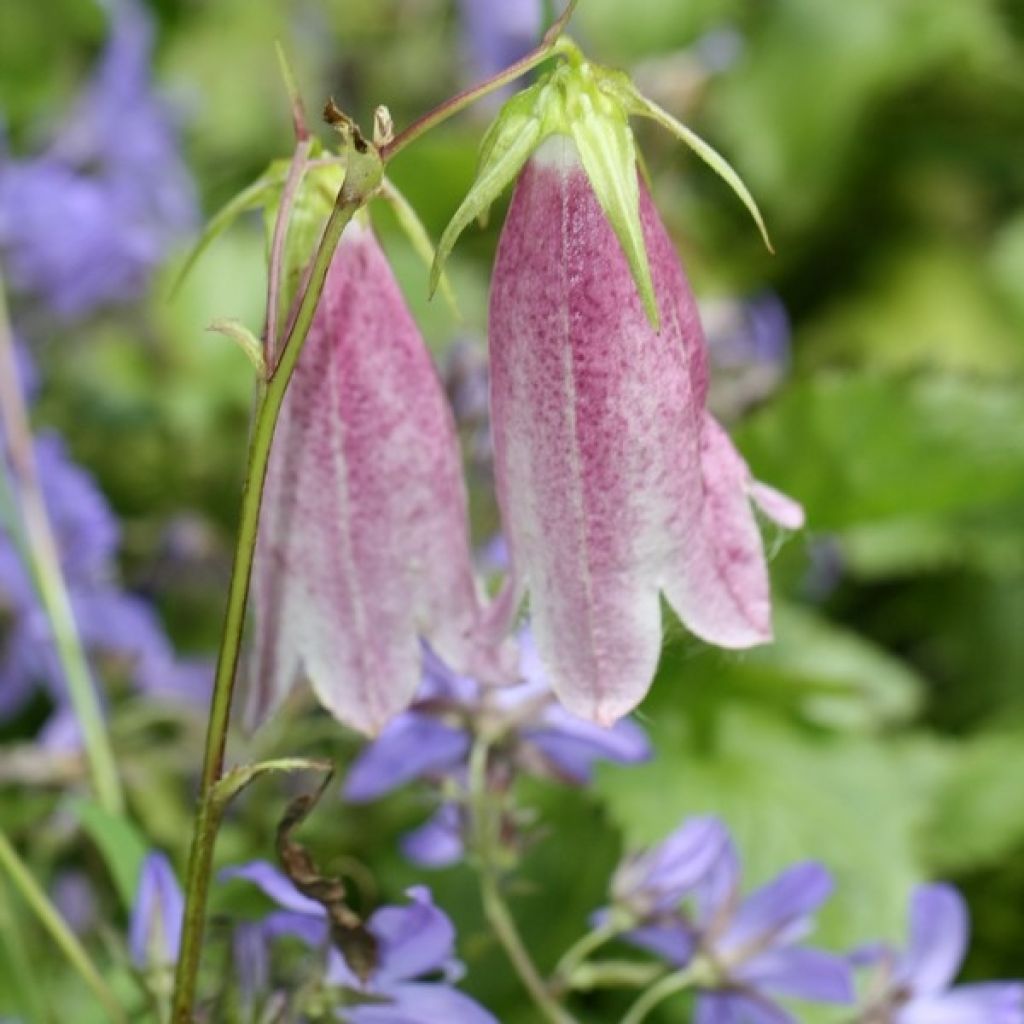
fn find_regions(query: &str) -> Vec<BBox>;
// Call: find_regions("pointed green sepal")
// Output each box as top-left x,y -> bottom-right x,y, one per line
170,168 -> 285,299
608,79 -> 773,254
208,318 -> 266,375
262,158 -> 347,337
567,70 -> 658,327
378,178 -> 460,318
430,84 -> 545,297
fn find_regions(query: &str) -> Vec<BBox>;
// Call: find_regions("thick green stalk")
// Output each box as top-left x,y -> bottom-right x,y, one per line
0,276 -> 123,815
0,830 -> 128,1023
170,146 -> 382,1023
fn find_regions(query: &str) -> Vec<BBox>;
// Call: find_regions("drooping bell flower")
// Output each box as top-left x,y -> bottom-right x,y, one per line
246,211 -> 502,735
432,49 -> 803,724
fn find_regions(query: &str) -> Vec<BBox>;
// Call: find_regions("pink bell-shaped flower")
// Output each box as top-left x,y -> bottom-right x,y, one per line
246,218 -> 500,735
488,137 -> 803,725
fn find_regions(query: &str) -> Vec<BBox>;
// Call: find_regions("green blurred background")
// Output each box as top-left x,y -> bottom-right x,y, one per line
1,0 -> 1023,1020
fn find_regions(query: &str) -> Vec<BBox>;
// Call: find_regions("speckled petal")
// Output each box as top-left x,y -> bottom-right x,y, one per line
489,136 -> 796,724
246,222 -> 498,734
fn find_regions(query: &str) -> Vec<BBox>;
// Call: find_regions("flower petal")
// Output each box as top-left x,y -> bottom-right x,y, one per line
621,920 -> 696,967
721,862 -> 833,957
246,222 -> 497,735
525,709 -> 651,783
400,805 -> 466,869
896,883 -> 968,996
129,852 -> 183,968
901,983 -> 1024,1024
613,816 -> 730,915
736,947 -> 854,1004
695,992 -> 795,1024
346,981 -> 498,1024
369,887 -> 458,986
219,861 -> 325,918
343,714 -> 470,803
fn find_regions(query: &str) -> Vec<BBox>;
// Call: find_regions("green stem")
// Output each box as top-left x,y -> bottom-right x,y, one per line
0,874 -> 50,1023
620,967 -> 697,1024
379,0 -> 580,163
0,830 -> 128,1023
170,145 -> 383,1024
0,276 -> 123,816
467,739 -> 578,1024
552,917 -> 622,988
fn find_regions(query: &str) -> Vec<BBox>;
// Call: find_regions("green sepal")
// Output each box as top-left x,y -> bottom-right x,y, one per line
378,178 -> 460,318
262,158 -> 346,342
170,167 -> 286,298
208,318 -> 266,375
430,84 -> 545,297
607,78 -> 774,254
566,69 -> 658,326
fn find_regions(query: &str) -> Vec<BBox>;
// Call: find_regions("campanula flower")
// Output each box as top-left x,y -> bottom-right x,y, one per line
342,629 -> 650,864
686,847 -> 853,1021
488,137 -> 803,725
246,219 -> 505,736
852,884 -> 1024,1024
606,825 -> 851,1020
222,864 -> 497,1023
129,852 -> 184,968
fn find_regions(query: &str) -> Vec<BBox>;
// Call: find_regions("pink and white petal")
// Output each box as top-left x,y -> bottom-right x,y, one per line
749,480 -> 805,530
490,137 -> 674,723
247,223 -> 492,735
661,414 -> 773,648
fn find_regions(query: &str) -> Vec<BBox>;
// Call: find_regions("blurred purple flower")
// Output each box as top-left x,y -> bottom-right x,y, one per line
455,0 -> 543,83
345,629 -> 651,801
853,884 -> 1023,1024
50,869 -> 99,936
221,865 -> 497,1023
702,293 -> 791,421
0,0 -> 196,319
610,827 -> 852,1021
610,817 -> 730,919
129,851 -> 183,968
342,629 -> 650,866
442,338 -> 494,482
0,431 -> 210,734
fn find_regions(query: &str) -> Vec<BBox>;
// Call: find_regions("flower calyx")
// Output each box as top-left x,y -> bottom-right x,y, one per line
432,39 -> 772,329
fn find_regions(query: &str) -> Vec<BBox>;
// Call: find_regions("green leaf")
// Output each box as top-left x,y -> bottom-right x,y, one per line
431,91 -> 543,296
568,79 -> 659,326
736,372 -> 1024,534
378,178 -> 459,316
921,727 -> 1024,872
210,758 -> 332,815
68,799 -> 148,910
717,602 -> 924,730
